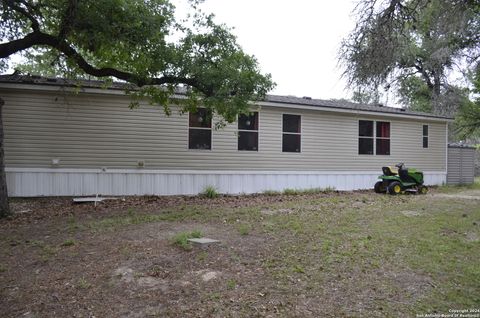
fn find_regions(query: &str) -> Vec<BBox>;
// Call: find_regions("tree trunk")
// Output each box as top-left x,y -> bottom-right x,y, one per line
431,71 -> 443,115
0,97 -> 11,218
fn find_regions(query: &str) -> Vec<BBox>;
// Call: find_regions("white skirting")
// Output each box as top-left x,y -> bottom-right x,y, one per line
5,168 -> 447,197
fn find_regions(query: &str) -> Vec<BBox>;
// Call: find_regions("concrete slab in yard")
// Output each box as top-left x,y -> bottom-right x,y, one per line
187,238 -> 220,245
73,197 -> 119,203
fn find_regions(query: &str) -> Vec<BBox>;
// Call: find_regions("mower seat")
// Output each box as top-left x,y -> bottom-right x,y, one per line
382,166 -> 397,176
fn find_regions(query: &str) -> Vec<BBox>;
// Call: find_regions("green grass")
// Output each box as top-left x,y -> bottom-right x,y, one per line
27,240 -> 59,261
263,190 -> 281,196
77,277 -> 91,289
264,187 -> 336,196
196,251 -> 208,261
87,201 -> 265,232
127,207 -> 136,215
208,292 -> 222,300
236,223 -> 251,235
88,206 -> 222,231
436,176 -> 480,193
291,264 -> 306,274
282,187 -> 336,195
226,279 -> 237,290
61,239 -> 76,247
67,216 -> 84,232
201,185 -> 219,198
171,230 -> 203,250
256,193 -> 480,314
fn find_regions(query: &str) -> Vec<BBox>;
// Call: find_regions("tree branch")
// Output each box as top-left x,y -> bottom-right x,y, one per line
0,31 -> 212,95
0,32 -> 42,57
0,0 -> 215,95
414,60 -> 433,89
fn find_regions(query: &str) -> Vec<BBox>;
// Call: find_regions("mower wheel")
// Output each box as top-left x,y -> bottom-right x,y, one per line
418,185 -> 428,195
374,181 -> 386,193
388,181 -> 403,195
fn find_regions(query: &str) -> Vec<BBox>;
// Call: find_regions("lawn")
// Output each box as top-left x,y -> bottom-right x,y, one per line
0,182 -> 479,317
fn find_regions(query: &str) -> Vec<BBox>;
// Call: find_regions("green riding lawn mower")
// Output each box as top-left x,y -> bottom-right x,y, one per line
374,163 -> 428,195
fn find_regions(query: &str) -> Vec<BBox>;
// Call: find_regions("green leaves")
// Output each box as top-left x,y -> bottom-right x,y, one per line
2,0 -> 275,122
398,76 -> 432,113
455,64 -> 480,138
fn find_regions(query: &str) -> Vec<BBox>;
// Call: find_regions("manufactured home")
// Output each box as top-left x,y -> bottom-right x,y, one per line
0,75 -> 450,197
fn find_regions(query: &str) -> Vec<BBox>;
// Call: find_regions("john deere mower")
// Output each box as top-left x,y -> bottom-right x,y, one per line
374,163 -> 428,195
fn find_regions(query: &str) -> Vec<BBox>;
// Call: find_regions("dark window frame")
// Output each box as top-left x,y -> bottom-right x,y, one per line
188,108 -> 212,150
282,114 -> 301,153
238,112 -> 259,151
423,124 -> 429,148
358,120 -> 391,155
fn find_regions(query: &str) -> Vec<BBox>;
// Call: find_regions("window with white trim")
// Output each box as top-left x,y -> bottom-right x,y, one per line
423,125 -> 428,148
282,114 -> 301,152
358,120 -> 390,155
238,112 -> 258,151
189,108 -> 212,150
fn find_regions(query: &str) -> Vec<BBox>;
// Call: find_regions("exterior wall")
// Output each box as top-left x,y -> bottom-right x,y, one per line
447,146 -> 475,185
1,86 -> 448,196
6,168 -> 446,197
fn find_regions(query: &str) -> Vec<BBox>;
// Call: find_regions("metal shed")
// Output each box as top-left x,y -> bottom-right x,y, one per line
447,145 -> 476,185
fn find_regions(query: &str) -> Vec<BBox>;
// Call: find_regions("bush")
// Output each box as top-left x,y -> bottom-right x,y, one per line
202,185 -> 219,198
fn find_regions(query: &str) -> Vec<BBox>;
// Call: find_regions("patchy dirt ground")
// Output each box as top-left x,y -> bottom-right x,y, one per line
1,187 -> 479,317
432,191 -> 480,200
6,191 -> 362,224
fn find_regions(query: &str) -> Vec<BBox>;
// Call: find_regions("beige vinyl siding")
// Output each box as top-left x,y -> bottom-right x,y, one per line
2,88 -> 447,171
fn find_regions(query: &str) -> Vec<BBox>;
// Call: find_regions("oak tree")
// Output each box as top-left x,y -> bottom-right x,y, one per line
339,0 -> 480,116
0,0 -> 275,217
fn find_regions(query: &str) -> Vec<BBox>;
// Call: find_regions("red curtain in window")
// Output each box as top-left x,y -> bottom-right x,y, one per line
378,122 -> 390,138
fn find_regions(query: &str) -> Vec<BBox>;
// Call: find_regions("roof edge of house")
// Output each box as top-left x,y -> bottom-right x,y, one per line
0,74 -> 454,121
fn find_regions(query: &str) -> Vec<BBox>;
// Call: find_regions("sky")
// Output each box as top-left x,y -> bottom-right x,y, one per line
198,0 -> 357,100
